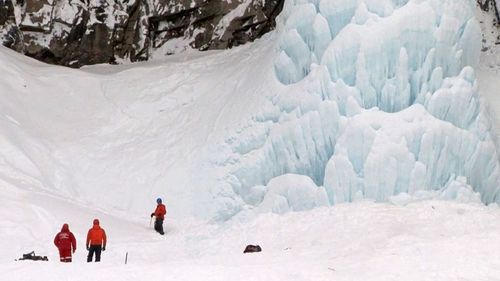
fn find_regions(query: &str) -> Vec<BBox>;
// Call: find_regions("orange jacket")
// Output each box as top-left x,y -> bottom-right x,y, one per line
154,203 -> 167,219
86,219 -> 107,247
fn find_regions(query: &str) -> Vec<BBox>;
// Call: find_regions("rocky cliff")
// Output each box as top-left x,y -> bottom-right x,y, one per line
0,0 -> 283,67
1,0 -> 498,68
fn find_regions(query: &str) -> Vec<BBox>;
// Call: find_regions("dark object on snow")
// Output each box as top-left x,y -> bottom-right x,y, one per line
243,245 -> 262,253
17,251 -> 48,261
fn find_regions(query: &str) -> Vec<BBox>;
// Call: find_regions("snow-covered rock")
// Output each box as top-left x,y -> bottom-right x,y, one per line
0,0 -> 284,67
478,0 -> 500,24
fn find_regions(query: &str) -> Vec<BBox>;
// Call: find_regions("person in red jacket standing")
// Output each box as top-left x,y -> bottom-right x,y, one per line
151,198 -> 166,235
54,223 -> 76,262
86,218 -> 107,262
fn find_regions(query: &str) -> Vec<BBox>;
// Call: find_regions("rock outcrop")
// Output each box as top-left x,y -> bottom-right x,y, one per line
0,0 -> 284,67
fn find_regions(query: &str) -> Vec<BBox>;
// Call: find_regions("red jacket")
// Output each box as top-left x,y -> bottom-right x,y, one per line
154,203 -> 167,219
86,219 -> 107,247
54,224 -> 76,251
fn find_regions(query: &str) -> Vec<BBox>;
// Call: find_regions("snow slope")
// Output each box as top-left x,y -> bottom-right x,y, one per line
2,0 -> 499,221
0,39 -> 279,219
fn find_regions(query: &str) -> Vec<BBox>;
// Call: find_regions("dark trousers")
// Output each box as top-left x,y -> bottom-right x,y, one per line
154,217 -> 164,235
87,245 -> 102,262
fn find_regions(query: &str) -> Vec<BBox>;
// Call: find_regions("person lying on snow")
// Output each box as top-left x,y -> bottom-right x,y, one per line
54,223 -> 76,262
151,198 -> 167,235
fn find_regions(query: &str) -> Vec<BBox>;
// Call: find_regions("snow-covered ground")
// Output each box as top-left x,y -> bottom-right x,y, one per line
8,191 -> 500,280
3,189 -> 500,281
2,0 -> 500,280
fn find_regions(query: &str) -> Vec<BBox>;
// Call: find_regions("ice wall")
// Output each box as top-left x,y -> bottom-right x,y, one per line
218,0 -> 500,217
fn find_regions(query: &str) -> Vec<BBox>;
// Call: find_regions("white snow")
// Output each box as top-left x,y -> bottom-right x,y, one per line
2,0 -> 500,279
3,189 -> 500,281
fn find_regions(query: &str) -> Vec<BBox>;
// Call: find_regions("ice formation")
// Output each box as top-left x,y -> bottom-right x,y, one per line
219,0 -> 500,217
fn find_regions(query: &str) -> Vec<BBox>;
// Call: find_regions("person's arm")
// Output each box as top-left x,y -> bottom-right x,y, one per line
86,230 -> 91,250
71,233 -> 77,253
54,234 -> 59,247
102,229 -> 107,250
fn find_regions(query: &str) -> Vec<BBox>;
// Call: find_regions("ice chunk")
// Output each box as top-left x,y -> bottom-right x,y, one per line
425,67 -> 479,130
257,174 -> 329,214
363,0 -> 395,17
312,14 -> 331,61
285,3 -> 317,48
279,29 -> 312,82
388,176 -> 482,206
323,154 -> 360,204
440,176 -> 482,204
323,104 -> 500,205
275,51 -> 303,84
319,0 -> 357,38
321,27 -> 361,86
353,3 -> 372,25
243,185 -> 267,206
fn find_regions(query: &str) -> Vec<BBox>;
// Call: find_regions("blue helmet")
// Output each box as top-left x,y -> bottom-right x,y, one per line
156,198 -> 162,204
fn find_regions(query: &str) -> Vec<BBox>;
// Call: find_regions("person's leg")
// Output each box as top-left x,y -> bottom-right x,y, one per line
95,246 -> 102,262
158,218 -> 164,235
60,248 -> 71,262
59,249 -> 64,262
154,218 -> 164,234
154,218 -> 161,233
87,246 -> 95,262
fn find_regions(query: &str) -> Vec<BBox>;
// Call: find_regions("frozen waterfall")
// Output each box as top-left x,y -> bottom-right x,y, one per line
216,0 -> 500,218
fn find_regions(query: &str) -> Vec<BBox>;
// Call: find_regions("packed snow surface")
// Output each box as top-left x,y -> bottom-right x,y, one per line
2,0 -> 500,279
3,192 -> 500,281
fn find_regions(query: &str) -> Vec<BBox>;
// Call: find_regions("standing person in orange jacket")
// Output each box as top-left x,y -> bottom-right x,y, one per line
86,219 -> 107,262
151,198 -> 167,235
54,223 -> 77,262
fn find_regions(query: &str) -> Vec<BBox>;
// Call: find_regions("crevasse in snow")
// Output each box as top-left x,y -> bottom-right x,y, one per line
219,0 -> 500,217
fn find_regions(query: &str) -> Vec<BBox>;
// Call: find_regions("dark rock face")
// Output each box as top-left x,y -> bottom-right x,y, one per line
0,0 -> 284,67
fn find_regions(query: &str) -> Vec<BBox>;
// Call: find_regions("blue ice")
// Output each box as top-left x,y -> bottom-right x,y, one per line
217,0 -> 500,217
